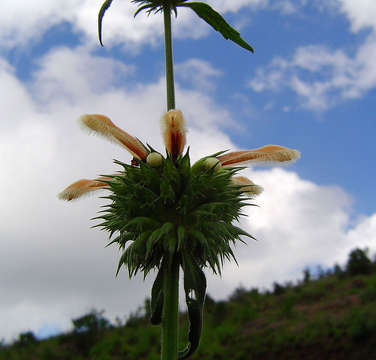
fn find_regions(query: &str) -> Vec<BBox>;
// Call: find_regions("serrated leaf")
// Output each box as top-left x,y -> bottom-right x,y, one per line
98,0 -> 114,46
182,2 -> 254,52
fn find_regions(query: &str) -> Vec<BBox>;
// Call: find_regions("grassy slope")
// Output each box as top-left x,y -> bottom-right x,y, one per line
2,269 -> 376,359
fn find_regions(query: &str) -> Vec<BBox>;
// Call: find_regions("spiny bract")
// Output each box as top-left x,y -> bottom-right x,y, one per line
96,150 -> 253,278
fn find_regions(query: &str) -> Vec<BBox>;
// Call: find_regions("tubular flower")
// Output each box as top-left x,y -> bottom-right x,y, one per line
80,114 -> 148,160
231,176 -> 264,197
217,144 -> 300,167
58,177 -> 112,201
161,109 -> 186,160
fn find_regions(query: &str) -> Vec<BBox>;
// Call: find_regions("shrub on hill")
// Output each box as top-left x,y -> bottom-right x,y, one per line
346,248 -> 372,276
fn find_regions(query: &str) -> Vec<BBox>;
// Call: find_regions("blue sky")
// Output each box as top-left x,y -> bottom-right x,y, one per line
1,0 -> 375,342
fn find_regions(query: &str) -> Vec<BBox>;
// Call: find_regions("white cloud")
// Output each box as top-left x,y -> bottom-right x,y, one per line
0,0 -> 303,51
249,37 -> 376,110
175,58 -> 222,91
207,0 -> 267,13
0,0 -> 77,47
338,0 -> 376,33
1,45 -> 376,342
271,0 -> 297,15
209,168 -> 376,296
248,0 -> 376,111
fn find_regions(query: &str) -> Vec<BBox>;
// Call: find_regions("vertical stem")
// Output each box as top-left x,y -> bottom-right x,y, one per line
161,5 -> 178,360
163,5 -> 176,111
161,256 -> 180,360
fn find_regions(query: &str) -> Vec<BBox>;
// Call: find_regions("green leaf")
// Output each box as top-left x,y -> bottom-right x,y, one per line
98,0 -> 114,46
168,236 -> 176,256
160,222 -> 174,237
177,225 -> 186,251
150,265 -> 164,325
124,217 -> 160,232
179,255 -> 207,359
181,2 -> 254,52
179,148 -> 191,181
146,222 -> 173,255
134,4 -> 154,17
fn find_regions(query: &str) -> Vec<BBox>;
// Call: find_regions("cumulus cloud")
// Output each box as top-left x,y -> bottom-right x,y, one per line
338,0 -> 376,32
1,44 -> 376,342
248,0 -> 376,111
175,58 -> 223,91
209,168 -> 376,296
0,0 -> 304,51
249,36 -> 376,111
0,0 -> 162,49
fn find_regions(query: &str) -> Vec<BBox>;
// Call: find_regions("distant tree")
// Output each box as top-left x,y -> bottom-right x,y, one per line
230,285 -> 248,303
316,265 -> 325,279
204,293 -> 216,313
371,254 -> 376,272
15,331 -> 37,347
333,263 -> 345,279
211,300 -> 228,326
144,297 -> 152,320
72,309 -> 110,333
114,316 -> 124,327
71,309 -> 110,355
284,281 -> 294,289
303,268 -> 311,284
249,287 -> 259,296
126,304 -> 147,327
346,248 -> 372,276
273,282 -> 285,295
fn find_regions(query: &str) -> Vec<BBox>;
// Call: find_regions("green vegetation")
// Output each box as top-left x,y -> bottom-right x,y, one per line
2,247 -> 376,359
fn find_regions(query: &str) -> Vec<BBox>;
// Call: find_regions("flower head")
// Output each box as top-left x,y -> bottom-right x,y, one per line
59,110 -> 299,271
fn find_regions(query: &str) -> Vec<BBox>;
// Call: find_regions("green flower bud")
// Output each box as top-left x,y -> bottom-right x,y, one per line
203,157 -> 221,171
147,152 -> 164,167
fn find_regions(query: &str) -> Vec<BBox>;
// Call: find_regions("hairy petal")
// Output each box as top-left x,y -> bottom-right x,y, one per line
217,145 -> 300,166
80,114 -> 148,161
58,177 -> 111,201
231,176 -> 263,196
161,109 -> 186,159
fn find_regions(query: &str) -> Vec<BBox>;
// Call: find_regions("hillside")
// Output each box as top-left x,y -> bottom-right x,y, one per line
2,248 -> 376,360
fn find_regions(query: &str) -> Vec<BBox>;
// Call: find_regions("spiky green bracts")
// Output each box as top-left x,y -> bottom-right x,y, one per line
95,149 -> 254,358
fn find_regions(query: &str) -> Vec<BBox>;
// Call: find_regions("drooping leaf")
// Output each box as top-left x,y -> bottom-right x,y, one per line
98,0 -> 114,46
150,265 -> 164,325
181,2 -> 254,52
179,255 -> 207,359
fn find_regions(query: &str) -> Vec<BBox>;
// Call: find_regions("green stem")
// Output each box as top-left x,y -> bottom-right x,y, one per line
161,256 -> 180,360
163,5 -> 176,111
161,6 -> 178,360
